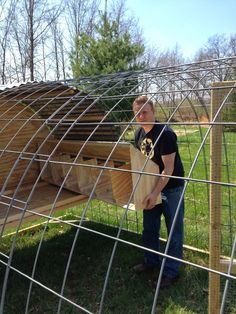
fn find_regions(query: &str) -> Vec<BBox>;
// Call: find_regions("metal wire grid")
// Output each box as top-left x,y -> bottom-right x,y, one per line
0,56 -> 235,313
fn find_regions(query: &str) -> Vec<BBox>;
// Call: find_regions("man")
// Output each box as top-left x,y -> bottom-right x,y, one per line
132,95 -> 185,289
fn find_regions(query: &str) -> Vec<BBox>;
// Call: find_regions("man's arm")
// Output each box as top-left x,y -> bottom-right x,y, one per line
143,152 -> 176,209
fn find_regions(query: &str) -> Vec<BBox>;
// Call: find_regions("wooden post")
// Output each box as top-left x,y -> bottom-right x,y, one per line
208,81 -> 236,314
209,82 -> 223,314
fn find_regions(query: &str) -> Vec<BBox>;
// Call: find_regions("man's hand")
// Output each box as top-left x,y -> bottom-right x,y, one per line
143,152 -> 176,210
143,191 -> 159,209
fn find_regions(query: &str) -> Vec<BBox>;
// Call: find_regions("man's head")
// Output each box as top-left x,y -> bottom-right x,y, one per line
132,96 -> 155,131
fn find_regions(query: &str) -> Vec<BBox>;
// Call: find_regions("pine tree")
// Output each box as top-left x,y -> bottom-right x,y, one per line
70,13 -> 145,77
70,13 -> 145,122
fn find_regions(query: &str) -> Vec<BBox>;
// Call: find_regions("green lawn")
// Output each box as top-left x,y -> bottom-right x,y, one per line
1,218 -> 236,313
0,221 -> 210,314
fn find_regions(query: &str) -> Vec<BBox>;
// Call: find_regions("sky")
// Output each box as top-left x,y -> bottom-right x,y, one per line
124,0 -> 236,59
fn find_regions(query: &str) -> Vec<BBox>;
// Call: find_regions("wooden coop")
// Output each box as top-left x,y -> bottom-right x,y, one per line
0,57 -> 236,314
0,81 -> 161,231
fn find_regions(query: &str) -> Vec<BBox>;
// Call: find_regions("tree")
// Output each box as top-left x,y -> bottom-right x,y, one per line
49,15 -> 67,81
70,12 -> 145,77
223,68 -> 236,132
229,34 -> 236,57
0,0 -> 16,84
9,0 -> 62,82
65,0 -> 99,41
70,9 -> 145,122
194,34 -> 236,81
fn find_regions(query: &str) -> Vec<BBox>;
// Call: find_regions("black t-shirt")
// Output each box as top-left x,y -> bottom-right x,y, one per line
134,122 -> 184,189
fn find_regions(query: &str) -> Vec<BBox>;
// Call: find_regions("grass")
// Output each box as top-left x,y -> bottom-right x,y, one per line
0,220 -> 211,314
1,216 -> 236,313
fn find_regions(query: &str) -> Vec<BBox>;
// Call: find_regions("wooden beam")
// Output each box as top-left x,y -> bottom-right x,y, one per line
209,82 -> 223,314
38,139 -> 131,162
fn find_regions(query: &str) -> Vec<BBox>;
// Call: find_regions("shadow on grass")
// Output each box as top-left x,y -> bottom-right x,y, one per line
0,221 -> 212,313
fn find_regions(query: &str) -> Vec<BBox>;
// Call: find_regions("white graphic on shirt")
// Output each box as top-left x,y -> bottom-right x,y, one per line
141,138 -> 154,159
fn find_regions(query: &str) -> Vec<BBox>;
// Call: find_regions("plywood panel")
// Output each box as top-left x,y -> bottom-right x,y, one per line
61,156 -> 81,193
130,146 -> 161,210
91,161 -> 114,202
77,158 -> 98,195
110,163 -> 133,205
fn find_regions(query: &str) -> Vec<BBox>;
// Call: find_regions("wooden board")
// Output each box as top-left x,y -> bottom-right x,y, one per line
0,183 -> 87,231
130,146 -> 161,210
61,155 -> 81,193
37,139 -> 130,162
87,160 -> 114,202
110,163 -> 133,205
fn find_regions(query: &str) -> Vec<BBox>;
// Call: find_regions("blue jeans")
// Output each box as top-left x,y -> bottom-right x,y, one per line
142,185 -> 184,278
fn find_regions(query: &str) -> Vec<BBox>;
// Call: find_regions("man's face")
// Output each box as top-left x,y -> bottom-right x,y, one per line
133,102 -> 155,124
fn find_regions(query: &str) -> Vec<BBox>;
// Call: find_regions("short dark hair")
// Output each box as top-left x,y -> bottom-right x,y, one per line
132,95 -> 154,111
